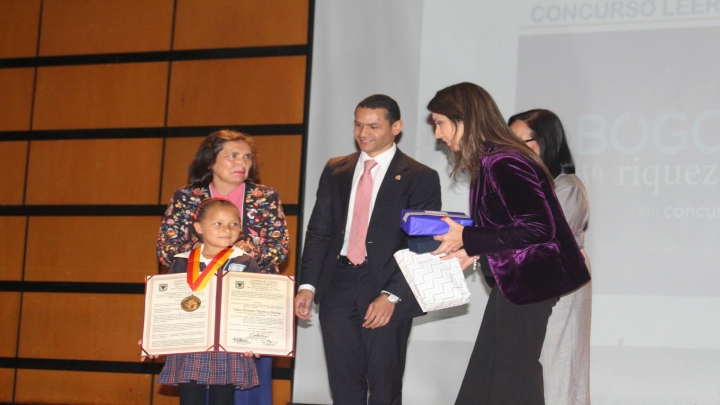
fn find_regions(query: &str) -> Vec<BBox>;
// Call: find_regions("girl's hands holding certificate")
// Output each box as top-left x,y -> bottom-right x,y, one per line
138,339 -> 158,361
138,339 -> 260,359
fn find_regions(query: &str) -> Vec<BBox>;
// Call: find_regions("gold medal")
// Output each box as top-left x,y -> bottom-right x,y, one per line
181,295 -> 201,312
182,246 -> 232,312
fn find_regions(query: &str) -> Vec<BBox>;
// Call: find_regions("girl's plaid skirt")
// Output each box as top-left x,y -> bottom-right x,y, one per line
157,353 -> 259,390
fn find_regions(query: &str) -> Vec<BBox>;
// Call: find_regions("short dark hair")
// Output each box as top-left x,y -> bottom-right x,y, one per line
508,109 -> 575,178
188,130 -> 259,187
357,94 -> 401,124
191,198 -> 240,242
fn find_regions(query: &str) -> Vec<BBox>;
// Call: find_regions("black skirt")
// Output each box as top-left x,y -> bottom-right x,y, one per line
455,286 -> 556,405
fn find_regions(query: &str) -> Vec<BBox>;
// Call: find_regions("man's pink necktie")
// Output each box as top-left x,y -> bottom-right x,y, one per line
346,159 -> 378,265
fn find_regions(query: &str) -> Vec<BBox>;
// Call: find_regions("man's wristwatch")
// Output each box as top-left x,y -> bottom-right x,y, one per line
381,291 -> 401,304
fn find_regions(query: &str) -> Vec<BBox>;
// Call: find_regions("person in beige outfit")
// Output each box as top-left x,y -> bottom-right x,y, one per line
510,109 -> 592,405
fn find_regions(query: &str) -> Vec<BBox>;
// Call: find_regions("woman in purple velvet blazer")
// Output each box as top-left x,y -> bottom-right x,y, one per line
428,83 -> 591,405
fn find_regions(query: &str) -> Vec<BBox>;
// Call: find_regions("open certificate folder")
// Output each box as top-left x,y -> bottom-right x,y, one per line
141,271 -> 295,357
393,249 -> 471,312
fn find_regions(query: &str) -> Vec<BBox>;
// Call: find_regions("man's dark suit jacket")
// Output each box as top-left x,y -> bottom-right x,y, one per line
300,149 -> 442,320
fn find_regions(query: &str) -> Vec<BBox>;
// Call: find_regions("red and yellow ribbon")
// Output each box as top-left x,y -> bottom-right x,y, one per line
187,246 -> 233,292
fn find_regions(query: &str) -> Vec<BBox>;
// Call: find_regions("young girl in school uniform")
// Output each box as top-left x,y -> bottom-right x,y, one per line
156,197 -> 263,405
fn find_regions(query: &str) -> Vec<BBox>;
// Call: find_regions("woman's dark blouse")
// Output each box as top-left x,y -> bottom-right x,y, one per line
157,182 -> 289,273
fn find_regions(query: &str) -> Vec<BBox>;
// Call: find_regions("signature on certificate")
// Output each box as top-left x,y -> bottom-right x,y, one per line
233,331 -> 277,346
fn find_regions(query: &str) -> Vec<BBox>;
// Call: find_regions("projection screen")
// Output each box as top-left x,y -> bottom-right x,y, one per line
295,1 -> 720,404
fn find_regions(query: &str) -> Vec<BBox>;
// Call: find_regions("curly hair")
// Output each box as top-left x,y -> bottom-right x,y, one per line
188,130 -> 259,186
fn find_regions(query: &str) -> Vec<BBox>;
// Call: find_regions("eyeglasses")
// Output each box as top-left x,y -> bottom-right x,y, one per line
522,138 -> 537,144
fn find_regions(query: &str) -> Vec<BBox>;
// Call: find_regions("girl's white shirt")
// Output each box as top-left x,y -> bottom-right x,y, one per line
174,244 -> 250,265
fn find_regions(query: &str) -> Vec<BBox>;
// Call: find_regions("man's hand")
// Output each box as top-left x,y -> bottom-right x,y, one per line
362,295 -> 395,329
294,289 -> 314,320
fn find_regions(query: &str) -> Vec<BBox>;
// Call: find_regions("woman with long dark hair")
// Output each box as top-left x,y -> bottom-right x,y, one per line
509,109 -> 591,405
428,83 -> 590,404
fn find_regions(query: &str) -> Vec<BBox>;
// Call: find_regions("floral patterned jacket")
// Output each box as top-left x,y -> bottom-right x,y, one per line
156,182 -> 290,273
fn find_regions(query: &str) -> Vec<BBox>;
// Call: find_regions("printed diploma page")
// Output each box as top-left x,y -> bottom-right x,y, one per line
142,272 -> 294,357
142,273 -> 216,356
219,272 -> 295,356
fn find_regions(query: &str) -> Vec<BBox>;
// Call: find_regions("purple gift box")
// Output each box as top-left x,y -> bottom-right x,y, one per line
400,210 -> 474,236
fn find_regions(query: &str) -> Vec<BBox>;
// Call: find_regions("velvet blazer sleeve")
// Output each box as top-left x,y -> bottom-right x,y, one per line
462,153 -> 555,256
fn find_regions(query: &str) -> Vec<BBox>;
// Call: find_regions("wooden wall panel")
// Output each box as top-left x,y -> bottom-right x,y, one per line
33,63 -> 168,130
278,215 -> 297,276
152,381 -> 179,405
25,138 -> 162,205
25,217 -> 160,282
0,217 -> 26,281
161,135 -> 302,204
0,292 -> 21,357
0,368 -> 14,403
152,377 -> 292,405
160,136 -> 202,203
0,68 -> 35,131
0,0 -> 41,58
3,0 -> 309,401
18,293 -> 144,362
254,135 -> 302,205
15,369 -> 151,405
167,57 -> 306,127
273,356 -> 292,369
272,379 -> 292,405
0,141 -> 28,205
174,0 -> 308,50
40,0 -> 174,56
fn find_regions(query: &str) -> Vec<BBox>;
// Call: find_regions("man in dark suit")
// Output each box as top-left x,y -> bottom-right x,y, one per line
294,95 -> 442,405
